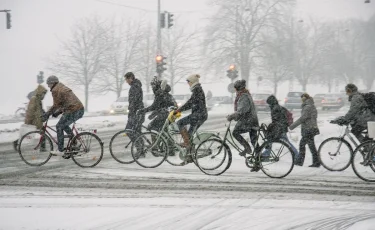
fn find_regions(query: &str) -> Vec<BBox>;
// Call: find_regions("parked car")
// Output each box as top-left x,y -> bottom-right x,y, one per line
313,93 -> 326,107
109,97 -> 129,114
252,93 -> 272,111
206,96 -> 232,110
173,94 -> 191,107
321,93 -> 345,110
284,92 -> 304,110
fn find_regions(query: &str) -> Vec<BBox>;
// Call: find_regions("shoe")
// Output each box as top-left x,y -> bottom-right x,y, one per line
62,152 -> 71,159
50,150 -> 64,156
239,148 -> 252,157
308,163 -> 321,168
250,165 -> 261,172
13,140 -> 18,151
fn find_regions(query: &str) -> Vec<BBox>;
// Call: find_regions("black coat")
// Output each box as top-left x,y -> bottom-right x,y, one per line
179,83 -> 207,120
266,95 -> 288,140
128,79 -> 144,117
144,89 -> 176,114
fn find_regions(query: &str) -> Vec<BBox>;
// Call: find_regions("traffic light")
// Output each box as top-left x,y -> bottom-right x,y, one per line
156,55 -> 167,74
167,12 -> 174,28
160,12 -> 165,28
226,64 -> 238,79
6,12 -> 11,29
37,71 -> 44,84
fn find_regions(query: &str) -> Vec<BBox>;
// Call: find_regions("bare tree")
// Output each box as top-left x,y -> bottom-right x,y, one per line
48,16 -> 110,111
358,16 -> 375,91
203,0 -> 295,84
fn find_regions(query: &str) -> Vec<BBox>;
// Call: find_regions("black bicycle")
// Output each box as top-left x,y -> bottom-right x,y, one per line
109,115 -> 149,164
195,122 -> 295,178
351,140 -> 375,182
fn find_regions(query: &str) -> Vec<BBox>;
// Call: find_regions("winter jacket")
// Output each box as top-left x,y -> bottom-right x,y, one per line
178,83 -> 207,120
266,95 -> 288,140
144,85 -> 176,114
128,79 -> 144,117
344,92 -> 375,129
289,98 -> 319,137
230,90 -> 259,130
48,83 -> 84,114
25,85 -> 47,129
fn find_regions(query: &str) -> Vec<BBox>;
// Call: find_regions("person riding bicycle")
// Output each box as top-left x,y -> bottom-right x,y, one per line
45,76 -> 84,158
174,74 -> 208,149
137,77 -> 176,132
13,85 -> 48,151
289,93 -> 320,167
227,79 -> 259,156
333,84 -> 375,144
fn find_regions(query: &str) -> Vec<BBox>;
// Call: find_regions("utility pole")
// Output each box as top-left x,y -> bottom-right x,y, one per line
0,9 -> 11,29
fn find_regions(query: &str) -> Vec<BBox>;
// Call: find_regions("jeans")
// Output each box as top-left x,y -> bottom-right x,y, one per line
125,114 -> 145,142
56,109 -> 84,152
232,124 -> 258,152
177,114 -> 206,136
280,133 -> 299,159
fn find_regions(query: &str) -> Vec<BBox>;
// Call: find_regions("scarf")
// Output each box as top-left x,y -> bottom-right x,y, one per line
234,89 -> 249,111
190,82 -> 199,92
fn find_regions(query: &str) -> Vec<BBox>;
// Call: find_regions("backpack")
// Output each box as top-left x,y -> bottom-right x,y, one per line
361,92 -> 375,114
281,106 -> 294,126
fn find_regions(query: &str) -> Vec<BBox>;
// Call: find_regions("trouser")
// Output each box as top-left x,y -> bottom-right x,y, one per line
125,114 -> 145,142
232,124 -> 258,152
56,109 -> 84,152
280,133 -> 299,159
351,124 -> 370,144
177,114 -> 206,136
298,135 -> 319,164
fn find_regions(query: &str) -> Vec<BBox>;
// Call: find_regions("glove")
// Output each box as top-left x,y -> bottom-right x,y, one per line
227,114 -> 235,122
52,110 -> 62,118
41,113 -> 49,122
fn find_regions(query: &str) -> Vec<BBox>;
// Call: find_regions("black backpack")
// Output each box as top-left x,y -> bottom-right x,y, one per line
361,92 -> 375,114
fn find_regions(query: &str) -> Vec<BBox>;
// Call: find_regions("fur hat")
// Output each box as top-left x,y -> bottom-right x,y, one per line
187,74 -> 200,84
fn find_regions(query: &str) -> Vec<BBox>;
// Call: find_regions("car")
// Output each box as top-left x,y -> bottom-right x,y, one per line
252,93 -> 272,111
109,96 -> 129,114
206,96 -> 232,110
321,93 -> 345,110
173,94 -> 191,107
313,93 -> 326,107
284,92 -> 304,110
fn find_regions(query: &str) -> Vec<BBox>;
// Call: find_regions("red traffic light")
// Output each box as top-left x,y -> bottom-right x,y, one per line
156,55 -> 163,62
229,64 -> 235,70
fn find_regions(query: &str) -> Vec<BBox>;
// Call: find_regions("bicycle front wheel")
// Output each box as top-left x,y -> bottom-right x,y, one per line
18,131 -> 53,166
71,132 -> 104,168
109,130 -> 135,164
194,138 -> 232,176
351,140 -> 375,182
258,140 -> 294,179
131,132 -> 168,168
318,137 -> 353,171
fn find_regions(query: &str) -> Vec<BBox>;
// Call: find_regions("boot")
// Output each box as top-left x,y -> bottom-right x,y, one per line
294,152 -> 305,166
180,128 -> 190,148
309,151 -> 321,168
13,140 -> 18,152
239,142 -> 252,157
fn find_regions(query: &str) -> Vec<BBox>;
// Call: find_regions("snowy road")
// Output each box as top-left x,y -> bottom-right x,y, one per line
1,111 -> 375,229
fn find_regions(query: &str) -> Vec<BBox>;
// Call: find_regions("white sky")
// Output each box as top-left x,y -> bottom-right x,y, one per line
0,0 -> 374,114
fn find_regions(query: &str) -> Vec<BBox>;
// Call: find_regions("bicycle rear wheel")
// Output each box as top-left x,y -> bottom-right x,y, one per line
71,132 -> 104,168
318,137 -> 352,171
18,131 -> 52,166
351,140 -> 375,182
109,130 -> 135,164
194,138 -> 231,176
131,132 -> 168,168
258,140 -> 294,179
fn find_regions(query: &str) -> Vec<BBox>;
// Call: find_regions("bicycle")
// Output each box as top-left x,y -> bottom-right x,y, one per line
318,119 -> 368,171
109,114 -> 150,164
18,117 -> 104,167
15,103 -> 28,118
351,140 -> 375,182
195,122 -> 295,178
131,107 -> 230,175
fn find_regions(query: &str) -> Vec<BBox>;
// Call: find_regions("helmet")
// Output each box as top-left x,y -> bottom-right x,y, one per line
234,79 -> 246,90
46,75 -> 59,85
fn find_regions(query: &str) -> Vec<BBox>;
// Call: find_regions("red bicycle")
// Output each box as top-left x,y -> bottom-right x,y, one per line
18,118 -> 104,167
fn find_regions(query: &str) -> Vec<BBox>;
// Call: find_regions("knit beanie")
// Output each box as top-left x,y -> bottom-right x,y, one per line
187,74 -> 200,84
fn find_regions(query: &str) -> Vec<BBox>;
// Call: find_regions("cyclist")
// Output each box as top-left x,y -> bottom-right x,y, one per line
124,72 -> 145,143
289,93 -> 320,167
45,76 -> 84,158
333,84 -> 375,144
227,79 -> 259,156
174,74 -> 207,149
137,77 -> 176,132
13,85 -> 48,151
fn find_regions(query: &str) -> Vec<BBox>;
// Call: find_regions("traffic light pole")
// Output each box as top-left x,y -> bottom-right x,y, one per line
157,0 -> 162,78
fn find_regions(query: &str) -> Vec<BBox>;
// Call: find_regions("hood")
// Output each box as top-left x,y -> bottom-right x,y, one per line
34,85 -> 47,98
302,98 -> 314,107
132,78 -> 142,88
266,95 -> 278,106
